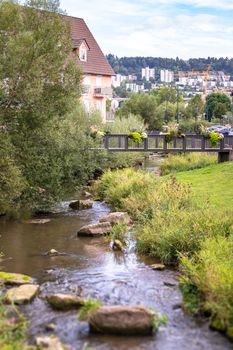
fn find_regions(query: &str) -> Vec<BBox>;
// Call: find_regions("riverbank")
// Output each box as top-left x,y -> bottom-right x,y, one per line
0,195 -> 232,349
94,161 -> 233,339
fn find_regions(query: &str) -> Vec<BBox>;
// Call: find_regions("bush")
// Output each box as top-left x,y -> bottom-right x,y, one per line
136,207 -> 232,264
180,235 -> 233,339
95,168 -> 156,210
159,153 -> 217,175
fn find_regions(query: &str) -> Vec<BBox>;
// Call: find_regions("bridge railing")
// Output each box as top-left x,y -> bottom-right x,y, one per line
101,134 -> 233,152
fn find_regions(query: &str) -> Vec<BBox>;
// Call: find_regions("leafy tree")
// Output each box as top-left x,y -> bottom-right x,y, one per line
119,93 -> 163,129
213,102 -> 227,119
0,0 -> 81,130
205,93 -> 231,121
153,85 -> 179,105
186,94 -> 204,120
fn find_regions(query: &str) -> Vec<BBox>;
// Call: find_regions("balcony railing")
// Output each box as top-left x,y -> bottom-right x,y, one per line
94,86 -> 112,97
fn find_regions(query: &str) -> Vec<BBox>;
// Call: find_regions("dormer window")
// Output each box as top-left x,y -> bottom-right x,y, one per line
80,47 -> 87,62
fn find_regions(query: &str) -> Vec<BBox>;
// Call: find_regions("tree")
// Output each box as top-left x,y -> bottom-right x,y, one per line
205,93 -> 231,121
0,0 -> 81,130
213,102 -> 227,119
119,93 -> 163,129
186,94 -> 204,120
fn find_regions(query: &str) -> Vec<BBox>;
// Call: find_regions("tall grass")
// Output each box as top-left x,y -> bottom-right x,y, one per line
159,153 -> 217,175
180,235 -> 233,339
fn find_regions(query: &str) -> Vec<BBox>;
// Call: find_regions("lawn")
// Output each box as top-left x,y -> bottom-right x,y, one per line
173,162 -> 233,211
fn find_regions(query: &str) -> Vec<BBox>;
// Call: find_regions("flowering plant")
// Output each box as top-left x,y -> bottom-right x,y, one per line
199,125 -> 224,147
160,123 -> 185,143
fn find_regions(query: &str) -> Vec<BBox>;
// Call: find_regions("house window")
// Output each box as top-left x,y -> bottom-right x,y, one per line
80,48 -> 87,62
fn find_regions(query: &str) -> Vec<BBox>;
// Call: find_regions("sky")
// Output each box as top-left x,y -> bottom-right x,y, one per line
60,0 -> 233,59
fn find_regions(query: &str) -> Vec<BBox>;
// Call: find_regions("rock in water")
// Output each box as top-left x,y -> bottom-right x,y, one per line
36,336 -> 68,350
69,199 -> 93,210
150,264 -> 166,271
0,272 -> 34,285
46,294 -> 85,310
6,284 -> 39,304
77,222 -> 112,236
46,249 -> 59,257
99,212 -> 131,225
89,305 -> 155,335
24,219 -> 51,224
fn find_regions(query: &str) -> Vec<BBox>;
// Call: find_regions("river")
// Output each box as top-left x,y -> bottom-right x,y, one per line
0,196 -> 232,350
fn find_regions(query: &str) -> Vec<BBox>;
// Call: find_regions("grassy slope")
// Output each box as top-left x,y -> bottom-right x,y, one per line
173,162 -> 233,211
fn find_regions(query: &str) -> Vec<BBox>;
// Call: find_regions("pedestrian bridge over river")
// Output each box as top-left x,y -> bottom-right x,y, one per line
101,134 -> 233,162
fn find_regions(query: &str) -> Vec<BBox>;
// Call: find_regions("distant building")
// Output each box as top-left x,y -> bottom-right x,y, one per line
160,69 -> 174,83
126,83 -> 144,93
142,67 -> 155,81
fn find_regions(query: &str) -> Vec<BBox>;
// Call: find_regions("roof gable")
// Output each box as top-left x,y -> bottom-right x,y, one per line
66,16 -> 115,77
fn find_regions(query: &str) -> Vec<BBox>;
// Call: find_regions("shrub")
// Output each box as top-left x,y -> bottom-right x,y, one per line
180,236 -> 233,339
136,208 -> 232,264
95,168 -> 156,210
159,153 -> 217,175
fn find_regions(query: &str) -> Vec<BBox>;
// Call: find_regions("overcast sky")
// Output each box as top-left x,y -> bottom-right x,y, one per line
60,0 -> 233,59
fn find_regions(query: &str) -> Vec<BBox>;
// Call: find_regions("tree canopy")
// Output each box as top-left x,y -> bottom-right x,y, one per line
205,92 -> 231,120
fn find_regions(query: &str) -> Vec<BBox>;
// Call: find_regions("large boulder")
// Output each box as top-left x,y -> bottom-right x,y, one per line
69,200 -> 93,210
77,222 -> 112,237
46,294 -> 85,310
89,305 -> 155,335
6,284 -> 39,304
99,212 -> 131,225
0,272 -> 34,285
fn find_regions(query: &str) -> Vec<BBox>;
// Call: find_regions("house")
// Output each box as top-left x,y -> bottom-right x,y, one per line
68,16 -> 115,122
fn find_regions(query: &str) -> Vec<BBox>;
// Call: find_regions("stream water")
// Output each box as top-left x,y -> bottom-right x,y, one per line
0,161 -> 232,349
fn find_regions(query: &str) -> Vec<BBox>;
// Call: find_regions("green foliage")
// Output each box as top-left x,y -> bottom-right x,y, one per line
159,153 -> 217,175
178,119 -> 211,133
95,168 -> 155,211
205,93 -> 231,121
78,299 -> 102,321
110,224 -> 127,242
96,168 -> 233,264
0,132 -> 25,215
107,54 -> 233,78
0,300 -> 29,350
119,93 -> 163,129
208,131 -> 223,147
180,236 -> 233,339
186,94 -> 204,120
150,310 -> 168,332
128,132 -> 142,144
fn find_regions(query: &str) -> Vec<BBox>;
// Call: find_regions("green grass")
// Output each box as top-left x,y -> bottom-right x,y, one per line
173,162 -> 233,211
159,153 -> 217,175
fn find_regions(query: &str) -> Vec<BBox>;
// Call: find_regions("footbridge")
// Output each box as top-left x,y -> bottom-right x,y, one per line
101,134 -> 233,162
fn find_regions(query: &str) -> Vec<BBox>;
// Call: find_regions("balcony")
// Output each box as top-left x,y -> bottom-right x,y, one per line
81,84 -> 90,94
94,86 -> 112,97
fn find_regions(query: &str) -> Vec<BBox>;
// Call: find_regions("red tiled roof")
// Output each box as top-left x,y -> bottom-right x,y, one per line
66,15 -> 115,77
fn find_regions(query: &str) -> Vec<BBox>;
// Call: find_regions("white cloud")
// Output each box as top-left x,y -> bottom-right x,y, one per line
60,0 -> 233,58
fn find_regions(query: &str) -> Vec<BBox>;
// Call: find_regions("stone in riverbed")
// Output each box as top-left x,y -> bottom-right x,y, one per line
45,249 -> 60,257
99,212 -> 131,225
89,305 -> 155,335
24,219 -> 51,224
77,222 -> 112,236
46,294 -> 85,310
150,264 -> 166,271
36,336 -> 68,350
0,272 -> 34,285
6,284 -> 39,304
69,199 -> 93,210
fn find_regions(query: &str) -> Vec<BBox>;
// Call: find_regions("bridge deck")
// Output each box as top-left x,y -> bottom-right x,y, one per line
102,134 -> 233,153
